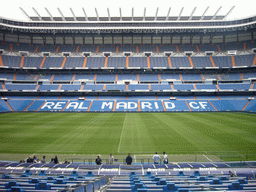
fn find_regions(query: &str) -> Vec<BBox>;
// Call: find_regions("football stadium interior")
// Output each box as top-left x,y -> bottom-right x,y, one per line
0,6 -> 256,192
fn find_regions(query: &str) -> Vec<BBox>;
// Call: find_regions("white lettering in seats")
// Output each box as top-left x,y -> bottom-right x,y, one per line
53,102 -> 66,110
41,102 -> 55,109
101,102 -> 113,109
189,102 -> 199,109
199,102 -> 207,109
164,102 -> 175,109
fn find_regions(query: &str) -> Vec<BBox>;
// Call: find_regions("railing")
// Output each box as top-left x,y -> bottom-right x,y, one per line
66,153 -> 256,165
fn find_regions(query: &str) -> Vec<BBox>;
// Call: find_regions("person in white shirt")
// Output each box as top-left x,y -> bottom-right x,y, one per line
163,152 -> 168,164
109,154 -> 114,165
153,152 -> 161,164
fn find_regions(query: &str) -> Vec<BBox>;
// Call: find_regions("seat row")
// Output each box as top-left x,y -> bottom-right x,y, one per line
0,169 -> 105,192
1,41 -> 256,53
1,54 -> 256,68
106,171 -> 256,191
1,72 -> 255,81
1,83 -> 254,92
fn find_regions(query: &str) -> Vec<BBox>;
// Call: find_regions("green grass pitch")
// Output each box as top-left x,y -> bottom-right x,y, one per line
0,112 -> 256,162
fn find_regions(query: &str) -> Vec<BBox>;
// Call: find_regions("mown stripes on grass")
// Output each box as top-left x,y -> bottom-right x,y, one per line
0,112 -> 256,158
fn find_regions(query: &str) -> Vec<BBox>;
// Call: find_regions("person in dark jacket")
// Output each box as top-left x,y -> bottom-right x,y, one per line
53,155 -> 59,164
126,153 -> 133,165
95,155 -> 102,165
26,156 -> 33,163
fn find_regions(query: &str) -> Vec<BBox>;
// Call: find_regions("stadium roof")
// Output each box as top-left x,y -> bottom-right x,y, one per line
19,6 -> 230,22
0,0 -> 255,22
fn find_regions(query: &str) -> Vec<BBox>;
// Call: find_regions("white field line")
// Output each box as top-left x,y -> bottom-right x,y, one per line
117,115 -> 126,153
203,154 -> 213,162
98,164 -> 102,175
134,155 -> 136,163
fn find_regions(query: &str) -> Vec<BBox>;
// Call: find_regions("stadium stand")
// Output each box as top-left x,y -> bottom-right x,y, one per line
1,7 -> 256,191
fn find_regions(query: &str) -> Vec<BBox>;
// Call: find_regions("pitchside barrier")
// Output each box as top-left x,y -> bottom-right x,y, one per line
1,99 -> 256,112
64,154 -> 256,164
1,153 -> 256,165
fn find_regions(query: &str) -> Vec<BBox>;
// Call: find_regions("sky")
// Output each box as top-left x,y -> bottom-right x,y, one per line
0,0 -> 255,21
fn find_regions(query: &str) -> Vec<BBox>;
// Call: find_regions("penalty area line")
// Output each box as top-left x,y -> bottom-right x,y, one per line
117,115 -> 126,153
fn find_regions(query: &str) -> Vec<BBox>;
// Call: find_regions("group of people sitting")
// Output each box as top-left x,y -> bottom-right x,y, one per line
20,155 -> 59,164
20,152 -> 168,165
95,153 -> 133,165
95,152 -> 168,165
